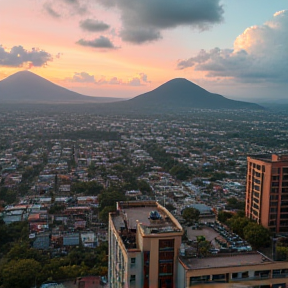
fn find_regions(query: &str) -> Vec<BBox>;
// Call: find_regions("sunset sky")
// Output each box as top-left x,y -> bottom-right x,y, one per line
1,0 -> 287,100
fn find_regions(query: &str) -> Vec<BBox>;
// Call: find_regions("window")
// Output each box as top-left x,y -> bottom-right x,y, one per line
283,168 -> 288,174
254,192 -> 260,198
282,182 -> 288,187
272,176 -> 279,181
242,271 -> 249,278
159,239 -> 174,251
253,203 -> 259,210
253,197 -> 259,203
255,270 -> 270,278
232,273 -> 238,279
269,220 -> 276,226
252,209 -> 259,216
159,251 -> 174,261
130,258 -> 136,267
130,275 -> 136,282
255,172 -> 261,177
159,263 -> 173,275
212,274 -> 226,281
190,275 -> 209,284
270,195 -> 278,201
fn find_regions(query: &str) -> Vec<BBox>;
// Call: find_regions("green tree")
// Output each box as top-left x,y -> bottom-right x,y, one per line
243,222 -> 270,249
2,259 -> 41,288
99,206 -> 116,223
226,197 -> 245,210
0,187 -> 17,204
227,216 -> 250,238
137,180 -> 152,195
198,240 -> 211,257
98,189 -> 126,211
217,211 -> 233,224
182,207 -> 200,225
276,246 -> 288,261
71,181 -> 104,196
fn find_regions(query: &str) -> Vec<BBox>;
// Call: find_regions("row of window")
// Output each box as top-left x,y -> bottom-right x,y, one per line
190,269 -> 288,285
271,182 -> 288,187
272,175 -> 288,181
272,167 -> 288,174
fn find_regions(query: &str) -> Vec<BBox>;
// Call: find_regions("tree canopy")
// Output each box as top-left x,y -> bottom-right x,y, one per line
243,222 -> 270,249
182,207 -> 200,225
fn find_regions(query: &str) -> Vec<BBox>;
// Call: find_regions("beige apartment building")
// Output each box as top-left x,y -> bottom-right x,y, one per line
178,252 -> 288,287
108,200 -> 288,288
108,201 -> 184,288
246,154 -> 288,233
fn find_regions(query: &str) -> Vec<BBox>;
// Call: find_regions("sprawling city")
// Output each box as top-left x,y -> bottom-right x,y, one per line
0,105 -> 288,288
2,1 -> 288,288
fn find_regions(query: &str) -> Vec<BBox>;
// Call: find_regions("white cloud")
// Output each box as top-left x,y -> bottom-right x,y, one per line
69,72 -> 96,83
177,10 -> 288,83
65,72 -> 151,86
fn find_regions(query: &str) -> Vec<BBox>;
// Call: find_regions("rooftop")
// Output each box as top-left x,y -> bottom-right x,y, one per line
111,201 -> 183,250
115,201 -> 182,234
180,252 -> 272,270
249,154 -> 288,163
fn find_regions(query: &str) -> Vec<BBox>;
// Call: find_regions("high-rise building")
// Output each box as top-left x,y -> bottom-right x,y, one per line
108,201 -> 184,288
246,154 -> 288,233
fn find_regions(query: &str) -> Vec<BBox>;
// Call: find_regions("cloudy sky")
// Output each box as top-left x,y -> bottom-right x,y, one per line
1,0 -> 287,100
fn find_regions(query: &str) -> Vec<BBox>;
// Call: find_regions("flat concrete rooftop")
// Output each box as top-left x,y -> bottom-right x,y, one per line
180,252 -> 272,270
112,201 -> 182,235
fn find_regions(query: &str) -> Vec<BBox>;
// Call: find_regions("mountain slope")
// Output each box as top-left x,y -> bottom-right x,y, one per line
0,71 -> 121,103
126,78 -> 263,111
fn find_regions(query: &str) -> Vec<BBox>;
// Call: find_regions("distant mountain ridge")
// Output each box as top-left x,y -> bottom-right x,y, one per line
0,71 -> 121,103
0,71 -> 263,111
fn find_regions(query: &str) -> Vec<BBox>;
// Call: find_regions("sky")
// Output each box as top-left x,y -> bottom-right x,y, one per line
0,0 -> 288,100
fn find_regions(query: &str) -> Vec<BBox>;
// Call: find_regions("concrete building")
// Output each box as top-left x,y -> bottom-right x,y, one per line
178,252 -> 288,287
108,201 -> 184,288
246,154 -> 288,233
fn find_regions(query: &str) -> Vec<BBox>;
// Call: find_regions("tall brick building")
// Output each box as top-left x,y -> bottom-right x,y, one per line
246,154 -> 288,233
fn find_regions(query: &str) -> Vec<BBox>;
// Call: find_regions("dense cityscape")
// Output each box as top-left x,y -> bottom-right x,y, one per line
0,107 -> 288,287
2,0 -> 288,287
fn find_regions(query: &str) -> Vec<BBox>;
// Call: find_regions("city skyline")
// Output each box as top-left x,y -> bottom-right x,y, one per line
1,0 -> 287,100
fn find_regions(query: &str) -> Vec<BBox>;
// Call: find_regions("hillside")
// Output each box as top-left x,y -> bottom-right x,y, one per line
125,78 -> 263,111
0,71 -> 121,104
